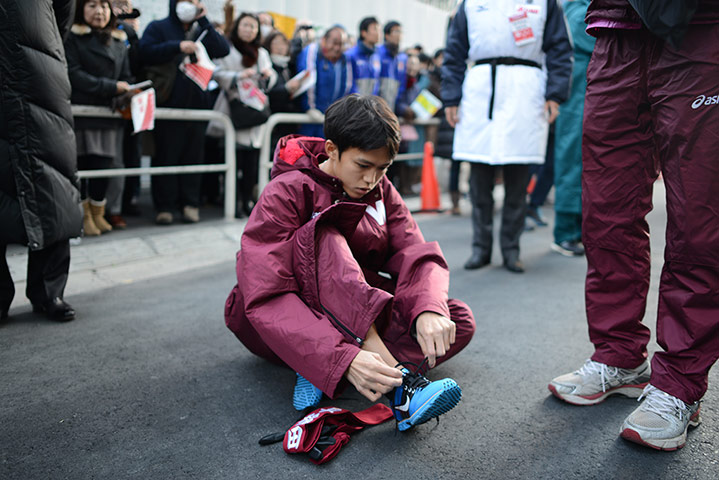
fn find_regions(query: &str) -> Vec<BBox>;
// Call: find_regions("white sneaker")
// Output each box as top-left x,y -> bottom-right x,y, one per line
548,359 -> 650,405
620,385 -> 701,451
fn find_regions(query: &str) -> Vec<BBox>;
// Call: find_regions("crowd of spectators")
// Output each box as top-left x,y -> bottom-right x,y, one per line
66,0 -> 445,227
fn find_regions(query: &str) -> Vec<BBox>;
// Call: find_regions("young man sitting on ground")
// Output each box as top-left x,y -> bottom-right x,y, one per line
224,94 -> 475,431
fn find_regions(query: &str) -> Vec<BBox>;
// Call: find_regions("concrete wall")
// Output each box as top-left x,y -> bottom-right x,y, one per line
131,0 -> 451,54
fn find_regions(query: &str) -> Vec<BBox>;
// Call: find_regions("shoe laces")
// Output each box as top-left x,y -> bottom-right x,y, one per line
576,359 -> 620,393
638,385 -> 691,421
394,358 -> 430,394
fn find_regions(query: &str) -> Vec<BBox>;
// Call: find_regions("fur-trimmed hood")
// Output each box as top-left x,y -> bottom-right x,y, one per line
70,23 -> 127,41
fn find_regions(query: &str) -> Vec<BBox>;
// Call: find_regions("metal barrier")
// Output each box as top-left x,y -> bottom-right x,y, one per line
71,105 -> 237,220
257,113 -> 440,192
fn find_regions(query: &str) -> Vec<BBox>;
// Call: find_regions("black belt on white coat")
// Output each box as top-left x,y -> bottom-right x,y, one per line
474,57 -> 542,120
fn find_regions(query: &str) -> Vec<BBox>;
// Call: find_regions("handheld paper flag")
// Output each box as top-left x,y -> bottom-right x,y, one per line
180,38 -> 216,90
131,88 -> 156,134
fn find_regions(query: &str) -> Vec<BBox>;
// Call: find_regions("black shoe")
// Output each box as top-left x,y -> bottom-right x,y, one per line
551,240 -> 585,257
503,259 -> 525,273
32,297 -> 75,322
464,252 -> 491,270
1,308 -> 8,320
526,206 -> 548,227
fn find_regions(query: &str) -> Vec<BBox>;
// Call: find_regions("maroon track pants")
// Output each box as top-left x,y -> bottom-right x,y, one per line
582,25 -> 719,404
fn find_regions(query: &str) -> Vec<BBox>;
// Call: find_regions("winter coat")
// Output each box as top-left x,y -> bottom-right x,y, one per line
65,24 -> 133,130
266,56 -> 303,115
0,0 -> 82,249
346,42 -> 381,96
225,136 -> 452,397
554,0 -> 595,215
585,0 -> 719,36
138,0 -> 230,109
442,0 -> 572,165
297,43 -> 352,114
207,47 -> 277,148
376,44 -> 408,114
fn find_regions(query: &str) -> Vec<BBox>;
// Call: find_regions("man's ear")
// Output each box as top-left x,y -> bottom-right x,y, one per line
325,139 -> 339,160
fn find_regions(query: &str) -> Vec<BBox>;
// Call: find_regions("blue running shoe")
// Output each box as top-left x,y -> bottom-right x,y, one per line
390,361 -> 462,431
293,373 -> 323,411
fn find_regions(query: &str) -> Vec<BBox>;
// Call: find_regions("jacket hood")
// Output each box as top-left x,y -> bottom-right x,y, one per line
168,0 -> 180,24
272,135 -> 385,203
272,135 -> 332,182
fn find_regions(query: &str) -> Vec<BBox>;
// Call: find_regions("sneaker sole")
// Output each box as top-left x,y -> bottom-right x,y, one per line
620,410 -> 701,451
548,382 -> 648,406
550,243 -> 582,257
398,381 -> 462,432
293,375 -> 323,411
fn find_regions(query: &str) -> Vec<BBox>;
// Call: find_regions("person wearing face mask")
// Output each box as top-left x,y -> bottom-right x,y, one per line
258,11 -> 275,43
65,0 -> 133,236
296,25 -> 353,138
139,0 -> 230,225
346,17 -> 381,96
263,31 -> 304,160
206,12 -> 278,218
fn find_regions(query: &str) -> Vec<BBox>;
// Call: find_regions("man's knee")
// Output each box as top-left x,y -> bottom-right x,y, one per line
448,299 -> 475,350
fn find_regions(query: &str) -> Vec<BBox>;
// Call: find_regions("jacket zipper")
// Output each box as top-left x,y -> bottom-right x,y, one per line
322,305 -> 364,346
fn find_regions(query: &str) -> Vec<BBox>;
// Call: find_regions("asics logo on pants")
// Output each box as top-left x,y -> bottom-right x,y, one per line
691,94 -> 719,109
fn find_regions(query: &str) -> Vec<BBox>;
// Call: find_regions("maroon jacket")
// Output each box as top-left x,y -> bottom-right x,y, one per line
225,136 -> 451,397
586,0 -> 719,30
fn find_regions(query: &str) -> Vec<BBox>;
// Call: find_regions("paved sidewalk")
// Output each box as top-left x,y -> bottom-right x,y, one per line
4,194 -> 428,311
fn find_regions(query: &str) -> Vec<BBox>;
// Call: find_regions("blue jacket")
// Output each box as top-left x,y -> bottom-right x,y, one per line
139,0 -> 229,109
296,42 -> 352,114
346,42 -> 380,96
376,44 -> 407,113
441,0 -> 572,107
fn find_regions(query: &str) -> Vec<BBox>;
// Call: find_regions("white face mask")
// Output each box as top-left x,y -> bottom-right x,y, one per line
260,24 -> 273,38
270,54 -> 289,67
175,2 -> 197,24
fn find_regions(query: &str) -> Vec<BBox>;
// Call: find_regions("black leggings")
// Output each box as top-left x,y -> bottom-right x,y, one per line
78,155 -> 113,201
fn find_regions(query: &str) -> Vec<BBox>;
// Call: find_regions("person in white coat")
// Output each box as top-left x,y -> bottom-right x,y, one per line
442,0 -> 572,273
207,12 -> 277,217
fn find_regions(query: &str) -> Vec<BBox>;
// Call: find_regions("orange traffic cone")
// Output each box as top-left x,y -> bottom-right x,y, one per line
420,141 -> 441,212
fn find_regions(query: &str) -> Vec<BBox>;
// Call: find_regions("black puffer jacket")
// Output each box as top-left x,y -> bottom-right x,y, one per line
0,0 -> 82,250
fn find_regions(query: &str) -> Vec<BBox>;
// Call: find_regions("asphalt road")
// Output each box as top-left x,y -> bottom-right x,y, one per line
2,182 -> 718,479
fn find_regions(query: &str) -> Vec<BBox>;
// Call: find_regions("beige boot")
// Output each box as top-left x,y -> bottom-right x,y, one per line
89,199 -> 112,233
82,200 -> 101,236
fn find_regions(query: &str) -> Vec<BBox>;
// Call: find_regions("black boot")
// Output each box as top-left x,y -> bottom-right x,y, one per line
503,252 -> 525,273
32,297 -> 75,322
464,250 -> 491,270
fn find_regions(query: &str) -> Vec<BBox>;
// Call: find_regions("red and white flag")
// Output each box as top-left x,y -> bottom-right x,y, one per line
131,87 -> 156,134
180,38 -> 216,90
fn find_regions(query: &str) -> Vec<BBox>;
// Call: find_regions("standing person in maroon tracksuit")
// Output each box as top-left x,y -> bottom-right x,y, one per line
549,0 -> 719,451
224,95 -> 475,432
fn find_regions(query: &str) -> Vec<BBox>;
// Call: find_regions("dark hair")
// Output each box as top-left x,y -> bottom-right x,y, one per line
383,20 -> 400,37
262,30 -> 287,53
74,0 -> 117,43
323,24 -> 345,40
433,48 -> 444,60
259,11 -> 275,26
230,12 -> 261,68
358,16 -> 378,41
418,53 -> 432,65
324,95 -> 401,160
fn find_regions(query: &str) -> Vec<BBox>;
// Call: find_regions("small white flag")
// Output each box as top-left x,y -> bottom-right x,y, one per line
179,38 -> 216,90
131,88 -> 156,134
